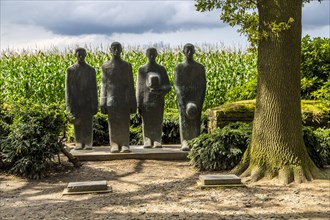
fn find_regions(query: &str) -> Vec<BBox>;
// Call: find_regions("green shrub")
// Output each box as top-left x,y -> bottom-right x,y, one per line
313,127 -> 330,165
0,103 -> 66,179
189,122 -> 329,171
91,111 -> 207,146
188,122 -> 252,171
92,113 -> 109,146
302,127 -> 325,168
301,35 -> 330,100
0,104 -> 13,139
130,126 -> 143,145
311,79 -> 330,105
160,111 -> 180,144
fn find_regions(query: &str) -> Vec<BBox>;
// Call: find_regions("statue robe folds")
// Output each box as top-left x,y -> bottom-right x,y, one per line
65,63 -> 98,149
174,61 -> 206,144
136,63 -> 171,146
100,60 -> 137,148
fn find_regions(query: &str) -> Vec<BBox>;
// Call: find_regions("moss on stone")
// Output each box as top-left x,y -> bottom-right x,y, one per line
207,100 -> 330,131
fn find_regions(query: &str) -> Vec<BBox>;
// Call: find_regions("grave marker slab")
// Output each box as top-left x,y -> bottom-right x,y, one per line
198,174 -> 245,188
199,174 -> 241,185
67,180 -> 108,192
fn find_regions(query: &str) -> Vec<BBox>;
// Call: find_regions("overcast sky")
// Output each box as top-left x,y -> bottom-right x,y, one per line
1,0 -> 329,52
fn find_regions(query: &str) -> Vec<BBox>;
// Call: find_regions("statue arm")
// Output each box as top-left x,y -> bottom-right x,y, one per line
160,67 -> 171,95
100,66 -> 107,114
136,68 -> 145,111
174,66 -> 186,108
91,68 -> 98,115
65,69 -> 72,113
128,64 -> 137,114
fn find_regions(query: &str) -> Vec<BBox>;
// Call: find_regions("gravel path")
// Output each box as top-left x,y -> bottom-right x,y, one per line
1,160 -> 329,220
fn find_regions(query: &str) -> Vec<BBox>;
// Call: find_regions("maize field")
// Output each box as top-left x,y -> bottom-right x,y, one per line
0,46 -> 257,111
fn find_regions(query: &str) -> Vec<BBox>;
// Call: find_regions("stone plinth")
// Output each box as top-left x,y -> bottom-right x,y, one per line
70,145 -> 188,161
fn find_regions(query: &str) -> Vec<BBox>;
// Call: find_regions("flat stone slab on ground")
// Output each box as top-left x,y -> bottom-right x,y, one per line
199,174 -> 242,185
67,180 -> 108,192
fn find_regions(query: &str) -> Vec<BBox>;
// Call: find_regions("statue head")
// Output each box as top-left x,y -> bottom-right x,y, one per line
75,47 -> 87,64
110,42 -> 122,58
146,48 -> 158,63
183,43 -> 195,60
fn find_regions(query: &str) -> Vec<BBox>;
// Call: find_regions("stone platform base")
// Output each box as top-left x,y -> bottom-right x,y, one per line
70,145 -> 188,161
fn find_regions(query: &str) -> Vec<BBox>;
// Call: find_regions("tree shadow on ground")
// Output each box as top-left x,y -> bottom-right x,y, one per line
1,160 -> 329,219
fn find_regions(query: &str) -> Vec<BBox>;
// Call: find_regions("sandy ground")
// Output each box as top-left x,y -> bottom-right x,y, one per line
0,159 -> 329,220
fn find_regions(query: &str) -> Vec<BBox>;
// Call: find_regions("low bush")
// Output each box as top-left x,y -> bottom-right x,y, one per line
0,103 -> 66,179
189,122 -> 330,171
313,127 -> 330,165
92,113 -> 109,146
303,127 -> 325,168
188,122 -> 252,171
91,111 -> 208,146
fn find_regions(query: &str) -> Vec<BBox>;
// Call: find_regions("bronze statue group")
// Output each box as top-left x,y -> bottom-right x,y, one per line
65,42 -> 206,153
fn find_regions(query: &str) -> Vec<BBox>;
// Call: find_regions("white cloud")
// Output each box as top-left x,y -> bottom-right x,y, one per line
0,0 -> 328,52
1,1 -> 222,35
1,23 -> 248,52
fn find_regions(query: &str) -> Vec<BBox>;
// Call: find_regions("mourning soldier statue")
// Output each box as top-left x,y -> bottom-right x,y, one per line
136,48 -> 171,148
174,43 -> 206,151
100,42 -> 137,153
65,47 -> 98,150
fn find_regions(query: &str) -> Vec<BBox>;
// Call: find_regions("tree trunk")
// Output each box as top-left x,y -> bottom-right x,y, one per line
233,0 -> 321,184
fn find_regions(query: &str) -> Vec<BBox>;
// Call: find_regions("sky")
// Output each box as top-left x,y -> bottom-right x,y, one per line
1,0 -> 329,52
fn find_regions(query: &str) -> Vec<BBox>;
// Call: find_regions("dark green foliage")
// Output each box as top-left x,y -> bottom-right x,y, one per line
0,105 -> 13,139
91,111 -> 207,146
302,127 -> 325,168
188,122 -> 252,171
130,126 -> 143,145
189,122 -> 330,171
129,113 -> 144,145
0,103 -> 66,179
313,128 -> 330,165
92,113 -> 143,146
162,112 -> 180,144
92,113 -> 109,146
301,35 -> 330,100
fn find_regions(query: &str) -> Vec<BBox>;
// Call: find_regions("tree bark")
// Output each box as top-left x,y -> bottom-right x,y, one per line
233,0 -> 321,184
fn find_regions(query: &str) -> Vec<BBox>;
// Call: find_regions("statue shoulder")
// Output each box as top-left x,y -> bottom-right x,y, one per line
120,60 -> 131,67
85,63 -> 95,69
174,63 -> 184,72
157,64 -> 166,71
67,63 -> 78,73
102,61 -> 111,70
194,61 -> 205,71
85,64 -> 96,73
138,64 -> 147,73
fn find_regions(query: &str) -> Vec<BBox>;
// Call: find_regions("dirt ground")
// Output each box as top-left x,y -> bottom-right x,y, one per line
1,159 -> 329,220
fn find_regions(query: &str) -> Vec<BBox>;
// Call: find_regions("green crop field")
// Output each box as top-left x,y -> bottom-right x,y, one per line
0,46 -> 257,111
